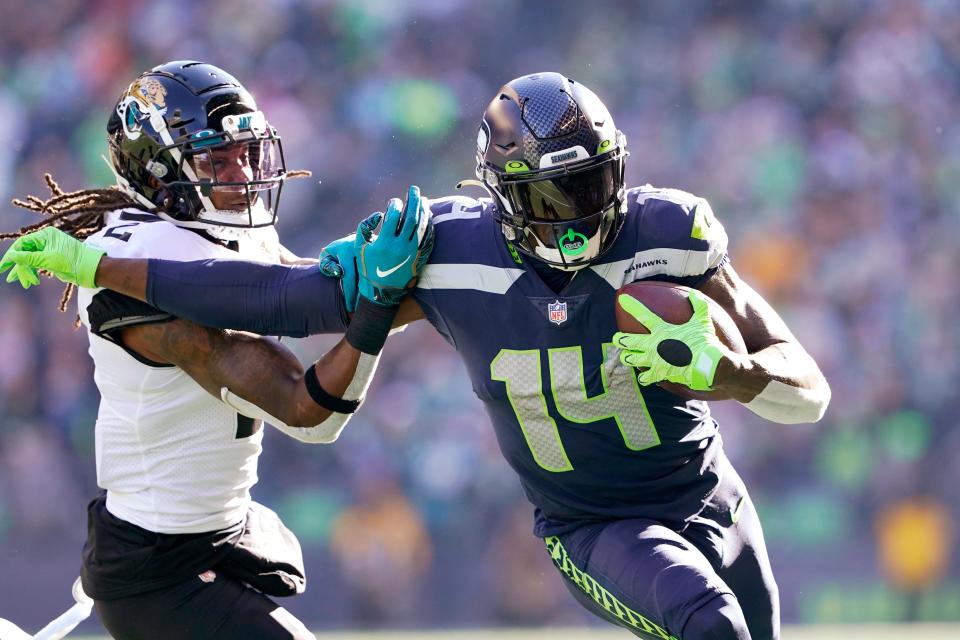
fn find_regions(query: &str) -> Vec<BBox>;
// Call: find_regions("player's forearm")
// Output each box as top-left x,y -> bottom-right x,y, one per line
218,298 -> 398,439
292,339 -> 366,427
95,257 -> 150,302
155,324 -> 319,427
713,342 -> 831,423
144,258 -> 349,337
270,340 -> 382,443
204,331 -> 363,431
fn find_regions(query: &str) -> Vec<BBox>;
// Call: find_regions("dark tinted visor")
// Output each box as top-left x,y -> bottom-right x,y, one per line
502,160 -> 619,222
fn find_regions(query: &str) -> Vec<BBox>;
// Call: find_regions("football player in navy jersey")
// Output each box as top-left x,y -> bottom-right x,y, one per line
4,73 -> 830,640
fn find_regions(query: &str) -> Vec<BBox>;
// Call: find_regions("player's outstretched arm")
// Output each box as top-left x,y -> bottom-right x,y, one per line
701,262 -> 831,423
0,225 -> 351,335
0,187 -> 432,335
112,184 -> 434,330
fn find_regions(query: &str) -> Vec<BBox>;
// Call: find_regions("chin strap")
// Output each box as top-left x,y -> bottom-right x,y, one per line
455,178 -> 490,193
101,154 -> 158,211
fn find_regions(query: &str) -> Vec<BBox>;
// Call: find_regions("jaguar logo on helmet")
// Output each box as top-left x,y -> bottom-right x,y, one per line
117,77 -> 169,141
129,77 -> 167,109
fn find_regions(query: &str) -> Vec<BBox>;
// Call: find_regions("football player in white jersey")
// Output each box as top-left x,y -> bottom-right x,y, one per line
0,61 -> 433,639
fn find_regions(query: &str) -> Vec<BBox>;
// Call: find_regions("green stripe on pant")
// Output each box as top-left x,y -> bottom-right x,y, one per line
545,535 -> 680,640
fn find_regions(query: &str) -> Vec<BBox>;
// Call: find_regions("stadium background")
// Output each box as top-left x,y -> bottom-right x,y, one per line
1,0 -> 958,636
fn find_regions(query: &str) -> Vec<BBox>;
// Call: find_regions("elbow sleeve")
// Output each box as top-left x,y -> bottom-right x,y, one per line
220,387 -> 344,444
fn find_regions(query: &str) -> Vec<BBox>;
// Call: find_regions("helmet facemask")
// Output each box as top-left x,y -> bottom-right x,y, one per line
171,113 -> 285,230
480,132 -> 628,271
137,110 -> 286,237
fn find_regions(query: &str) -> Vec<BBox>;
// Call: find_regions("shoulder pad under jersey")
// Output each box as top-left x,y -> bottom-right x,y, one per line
85,209 -> 239,262
589,186 -> 728,288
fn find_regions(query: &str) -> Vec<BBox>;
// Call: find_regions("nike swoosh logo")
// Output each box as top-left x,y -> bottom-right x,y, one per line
375,256 -> 411,278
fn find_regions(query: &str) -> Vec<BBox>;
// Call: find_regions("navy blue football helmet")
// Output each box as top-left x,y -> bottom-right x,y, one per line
470,72 -> 627,270
107,61 -> 286,234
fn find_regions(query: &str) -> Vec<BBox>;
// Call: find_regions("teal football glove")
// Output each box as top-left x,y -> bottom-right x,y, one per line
322,185 -> 433,309
319,234 -> 360,313
0,227 -> 105,289
612,290 -> 725,391
356,185 -> 433,306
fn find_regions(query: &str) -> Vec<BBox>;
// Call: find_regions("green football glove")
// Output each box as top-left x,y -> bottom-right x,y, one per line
612,289 -> 725,391
0,227 -> 105,289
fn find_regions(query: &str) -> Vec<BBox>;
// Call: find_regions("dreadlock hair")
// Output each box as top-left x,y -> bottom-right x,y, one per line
3,170 -> 313,314
1,173 -> 140,313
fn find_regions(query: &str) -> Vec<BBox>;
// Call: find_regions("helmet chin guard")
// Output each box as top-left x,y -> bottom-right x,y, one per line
522,209 -> 611,271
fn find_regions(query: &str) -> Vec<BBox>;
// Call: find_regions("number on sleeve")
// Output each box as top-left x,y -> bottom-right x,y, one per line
104,223 -> 138,242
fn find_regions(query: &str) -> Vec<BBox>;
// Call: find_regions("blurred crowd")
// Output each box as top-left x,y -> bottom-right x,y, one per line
1,0 -> 959,632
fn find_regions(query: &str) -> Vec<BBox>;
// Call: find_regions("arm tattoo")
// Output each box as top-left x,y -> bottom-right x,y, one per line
127,320 -> 305,417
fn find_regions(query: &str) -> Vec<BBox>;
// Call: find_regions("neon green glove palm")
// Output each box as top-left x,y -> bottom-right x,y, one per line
0,227 -> 105,289
612,290 -> 725,391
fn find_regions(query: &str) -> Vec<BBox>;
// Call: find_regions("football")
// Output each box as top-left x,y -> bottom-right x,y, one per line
615,281 -> 747,401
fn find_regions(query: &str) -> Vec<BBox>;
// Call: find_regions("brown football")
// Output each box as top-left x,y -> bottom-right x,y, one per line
615,281 -> 747,401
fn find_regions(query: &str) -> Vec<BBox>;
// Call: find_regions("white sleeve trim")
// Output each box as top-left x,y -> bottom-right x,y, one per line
742,379 -> 831,424
590,247 -> 719,290
418,263 -> 524,294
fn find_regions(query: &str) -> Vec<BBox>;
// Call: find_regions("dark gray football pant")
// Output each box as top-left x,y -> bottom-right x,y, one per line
545,459 -> 778,640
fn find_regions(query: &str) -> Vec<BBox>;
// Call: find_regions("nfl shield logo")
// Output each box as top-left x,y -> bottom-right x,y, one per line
548,300 -> 568,325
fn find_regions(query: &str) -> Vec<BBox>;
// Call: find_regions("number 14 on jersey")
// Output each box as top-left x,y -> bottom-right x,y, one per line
491,344 -> 661,473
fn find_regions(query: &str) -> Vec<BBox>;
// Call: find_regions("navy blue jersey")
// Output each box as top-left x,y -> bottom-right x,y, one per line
412,186 -> 731,536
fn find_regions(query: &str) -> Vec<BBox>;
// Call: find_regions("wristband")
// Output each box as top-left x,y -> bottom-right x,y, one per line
345,296 -> 399,355
304,364 -> 361,414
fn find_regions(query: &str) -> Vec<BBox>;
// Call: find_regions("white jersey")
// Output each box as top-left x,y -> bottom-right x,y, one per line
77,209 -> 281,534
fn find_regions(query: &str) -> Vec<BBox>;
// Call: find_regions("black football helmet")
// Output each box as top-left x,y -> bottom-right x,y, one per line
468,72 -> 627,270
107,61 -> 286,235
